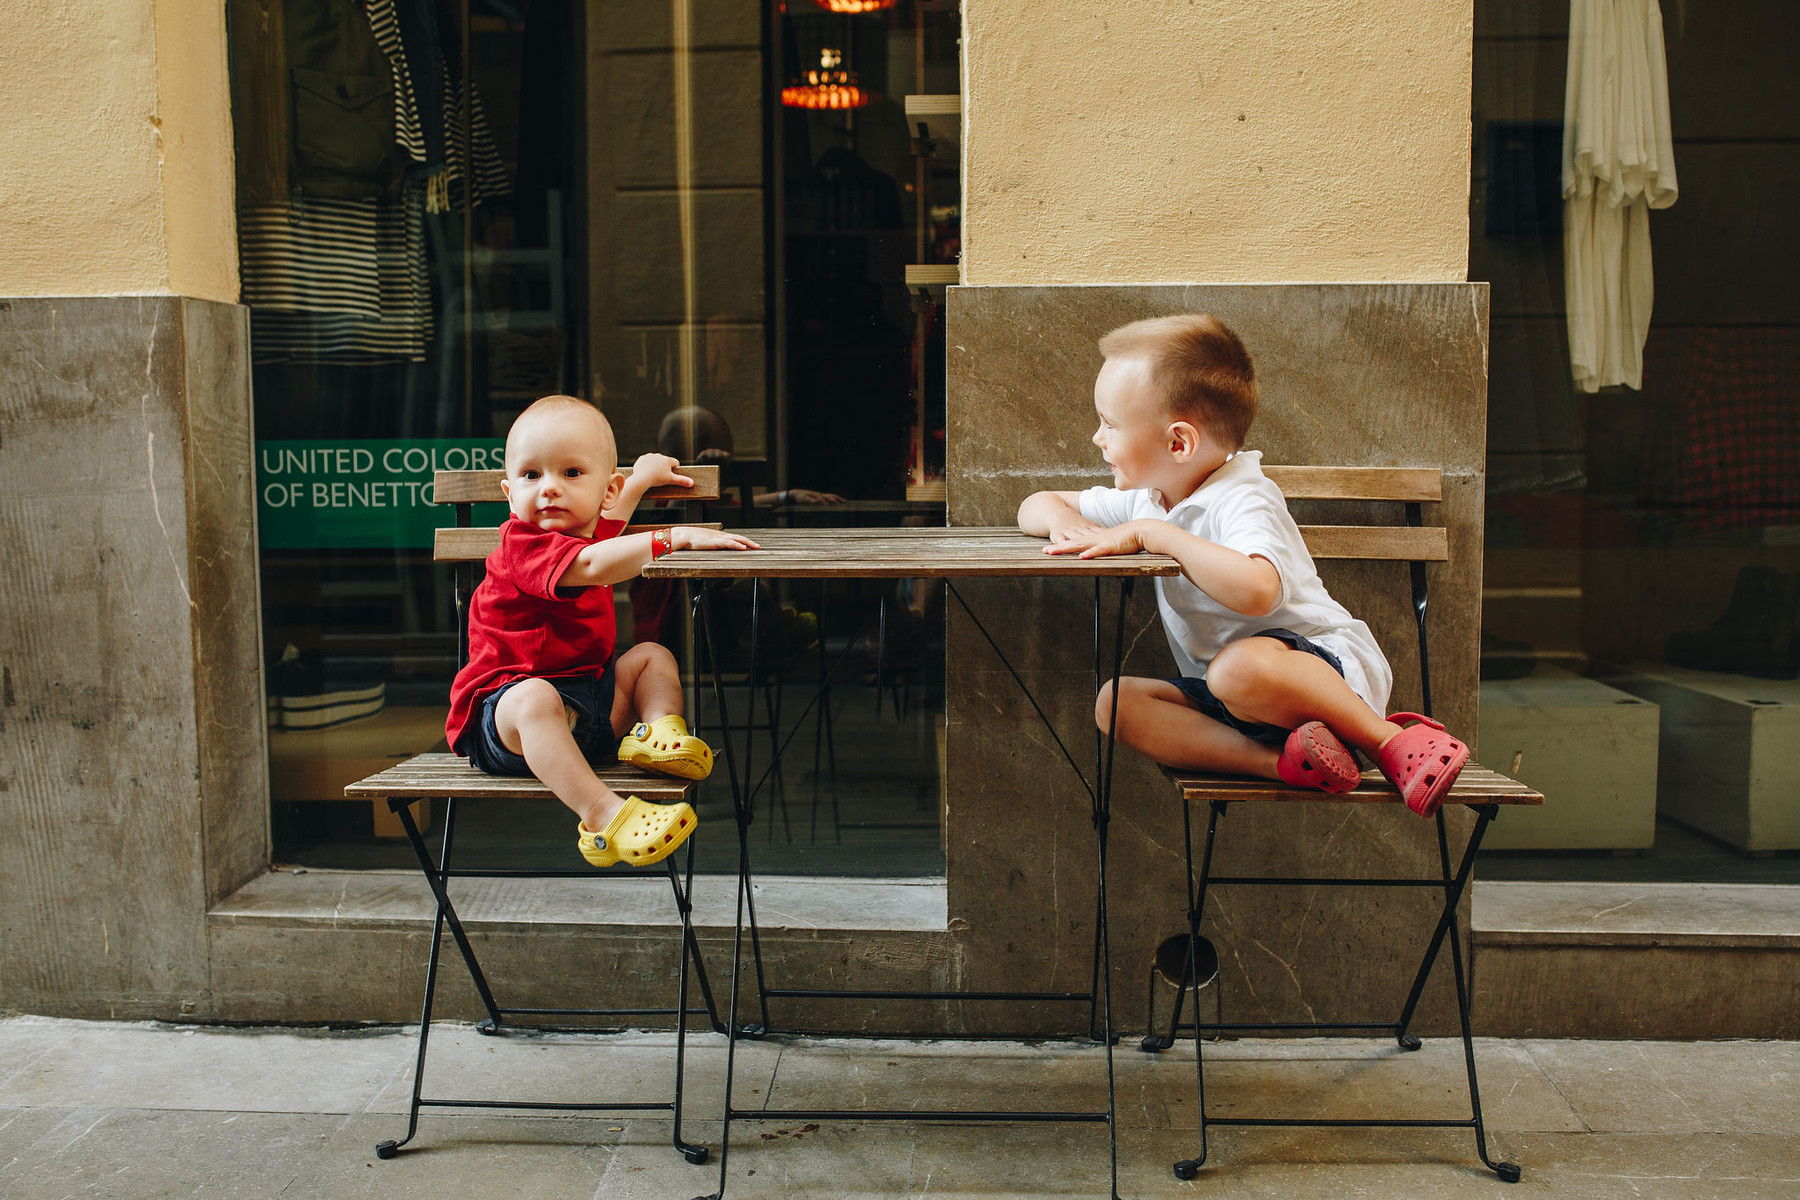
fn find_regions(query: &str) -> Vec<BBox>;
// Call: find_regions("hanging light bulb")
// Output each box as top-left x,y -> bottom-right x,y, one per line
812,0 -> 897,12
781,45 -> 873,110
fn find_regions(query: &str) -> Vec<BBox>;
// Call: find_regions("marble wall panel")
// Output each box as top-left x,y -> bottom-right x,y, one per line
944,284 -> 1488,1034
0,296 -> 262,1017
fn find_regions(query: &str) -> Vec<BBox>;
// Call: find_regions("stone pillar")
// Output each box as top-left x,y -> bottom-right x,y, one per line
0,297 -> 264,1018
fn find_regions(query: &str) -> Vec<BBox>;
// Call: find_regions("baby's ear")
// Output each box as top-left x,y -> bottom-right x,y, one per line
1168,419 -> 1201,460
604,470 -> 626,504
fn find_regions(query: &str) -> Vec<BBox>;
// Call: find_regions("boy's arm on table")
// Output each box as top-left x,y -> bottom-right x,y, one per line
1018,490 -> 1107,542
1047,519 -> 1280,617
604,453 -> 693,524
558,526 -> 760,589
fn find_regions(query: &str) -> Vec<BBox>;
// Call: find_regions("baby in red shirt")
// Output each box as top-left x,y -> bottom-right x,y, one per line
446,395 -> 758,867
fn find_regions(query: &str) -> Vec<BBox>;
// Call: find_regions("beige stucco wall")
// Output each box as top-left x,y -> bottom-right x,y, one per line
0,0 -> 237,301
962,0 -> 1473,284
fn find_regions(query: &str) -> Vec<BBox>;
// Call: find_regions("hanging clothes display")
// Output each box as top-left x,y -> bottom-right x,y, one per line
1562,0 -> 1679,392
236,0 -> 509,364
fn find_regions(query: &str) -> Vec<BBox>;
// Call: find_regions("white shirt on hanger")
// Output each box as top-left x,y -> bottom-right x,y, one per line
1563,0 -> 1679,392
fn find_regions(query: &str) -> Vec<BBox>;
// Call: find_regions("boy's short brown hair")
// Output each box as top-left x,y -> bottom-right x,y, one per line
1098,313 -> 1258,448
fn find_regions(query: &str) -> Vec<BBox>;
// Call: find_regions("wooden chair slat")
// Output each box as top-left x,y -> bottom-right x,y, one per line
1299,524 -> 1449,562
432,464 -> 722,505
434,523 -> 725,563
345,753 -> 695,802
1263,465 -> 1443,502
1163,764 -> 1542,806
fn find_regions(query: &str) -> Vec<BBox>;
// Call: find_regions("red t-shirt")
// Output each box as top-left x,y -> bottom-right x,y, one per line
445,515 -> 627,752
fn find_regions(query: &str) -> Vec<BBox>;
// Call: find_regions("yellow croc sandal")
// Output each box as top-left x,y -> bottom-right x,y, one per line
618,714 -> 713,781
577,797 -> 697,868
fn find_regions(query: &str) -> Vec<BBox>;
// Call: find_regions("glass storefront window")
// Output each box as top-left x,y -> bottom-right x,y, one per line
232,0 -> 958,875
1473,1 -> 1798,883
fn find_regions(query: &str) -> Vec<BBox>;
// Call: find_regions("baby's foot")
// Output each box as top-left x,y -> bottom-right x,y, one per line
1375,713 -> 1469,817
577,797 -> 697,867
1276,721 -> 1362,793
619,714 -> 713,780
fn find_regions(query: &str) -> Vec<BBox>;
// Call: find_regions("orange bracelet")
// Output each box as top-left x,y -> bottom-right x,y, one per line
651,528 -> 673,559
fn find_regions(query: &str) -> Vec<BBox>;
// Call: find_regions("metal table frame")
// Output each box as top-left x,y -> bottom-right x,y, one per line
645,528 -> 1180,1200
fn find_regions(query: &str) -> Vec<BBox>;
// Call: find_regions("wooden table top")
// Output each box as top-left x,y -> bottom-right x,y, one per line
639,526 -> 1183,579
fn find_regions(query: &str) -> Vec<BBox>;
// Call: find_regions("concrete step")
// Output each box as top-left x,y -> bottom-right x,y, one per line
1472,880 -> 1800,1039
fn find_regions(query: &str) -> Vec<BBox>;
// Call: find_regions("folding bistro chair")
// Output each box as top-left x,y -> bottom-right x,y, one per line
345,463 -> 731,1164
1142,466 -> 1542,1183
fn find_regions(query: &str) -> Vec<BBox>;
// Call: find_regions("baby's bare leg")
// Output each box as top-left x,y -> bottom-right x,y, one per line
1096,676 -> 1279,777
494,678 -> 624,830
610,641 -> 684,736
1203,636 -> 1404,756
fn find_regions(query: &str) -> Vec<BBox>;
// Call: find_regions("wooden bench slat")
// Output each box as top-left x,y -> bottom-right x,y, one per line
345,752 -> 696,802
1262,465 -> 1443,502
432,464 -> 722,505
434,522 -> 725,563
1162,763 -> 1543,805
1299,524 -> 1449,562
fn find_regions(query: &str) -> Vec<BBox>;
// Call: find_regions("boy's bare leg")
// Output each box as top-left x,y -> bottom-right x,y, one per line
610,641 -> 684,737
1203,636 -> 1405,757
494,678 -> 625,830
1097,677 -> 1280,777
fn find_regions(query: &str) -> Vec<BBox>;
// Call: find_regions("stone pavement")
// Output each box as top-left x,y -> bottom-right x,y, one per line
1,1016 -> 1795,1198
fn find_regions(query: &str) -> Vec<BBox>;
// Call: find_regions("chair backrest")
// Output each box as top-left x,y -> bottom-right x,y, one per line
1262,465 -> 1447,564
431,465 -> 722,564
1261,465 -> 1446,716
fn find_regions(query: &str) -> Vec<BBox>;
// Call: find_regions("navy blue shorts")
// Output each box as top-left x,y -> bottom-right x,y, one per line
457,670 -> 618,778
1167,629 -> 1345,745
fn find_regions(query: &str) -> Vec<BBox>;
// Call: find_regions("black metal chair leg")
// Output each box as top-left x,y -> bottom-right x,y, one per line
669,843 -> 710,1165
1437,807 -> 1520,1182
1173,799 -> 1223,1180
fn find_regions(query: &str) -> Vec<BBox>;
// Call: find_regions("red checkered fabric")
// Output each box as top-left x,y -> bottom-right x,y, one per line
1639,326 -> 1800,534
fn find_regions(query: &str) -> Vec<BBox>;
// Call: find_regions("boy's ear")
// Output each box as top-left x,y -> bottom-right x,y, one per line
499,476 -> 513,501
1167,419 -> 1202,462
603,470 -> 626,507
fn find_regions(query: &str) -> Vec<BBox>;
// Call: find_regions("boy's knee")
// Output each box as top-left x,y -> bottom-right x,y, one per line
620,640 -> 676,675
1203,642 -> 1264,706
1094,678 -> 1140,734
502,677 -> 565,722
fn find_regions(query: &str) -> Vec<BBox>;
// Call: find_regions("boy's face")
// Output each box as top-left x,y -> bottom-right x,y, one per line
500,405 -> 622,538
1092,356 -> 1229,497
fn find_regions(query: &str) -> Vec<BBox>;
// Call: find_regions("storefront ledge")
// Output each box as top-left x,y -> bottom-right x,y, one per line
1473,880 -> 1800,950
209,867 -> 949,933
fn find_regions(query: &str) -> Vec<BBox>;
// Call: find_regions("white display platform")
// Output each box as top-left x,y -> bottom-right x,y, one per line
1477,666 -> 1660,851
1606,664 -> 1800,853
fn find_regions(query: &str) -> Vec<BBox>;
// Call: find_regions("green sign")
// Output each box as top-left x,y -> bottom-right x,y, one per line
257,439 -> 507,549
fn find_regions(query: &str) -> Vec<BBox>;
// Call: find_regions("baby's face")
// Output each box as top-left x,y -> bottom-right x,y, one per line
500,407 -> 620,538
1092,356 -> 1180,493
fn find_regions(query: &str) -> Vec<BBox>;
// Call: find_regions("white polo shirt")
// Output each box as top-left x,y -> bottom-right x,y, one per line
1078,450 -> 1393,715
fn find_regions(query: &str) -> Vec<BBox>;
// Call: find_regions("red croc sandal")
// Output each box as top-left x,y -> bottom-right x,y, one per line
1277,721 -> 1362,794
1377,712 -> 1469,817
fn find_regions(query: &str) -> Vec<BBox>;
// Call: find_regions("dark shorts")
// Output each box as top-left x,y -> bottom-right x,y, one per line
456,669 -> 618,778
1167,628 -> 1345,745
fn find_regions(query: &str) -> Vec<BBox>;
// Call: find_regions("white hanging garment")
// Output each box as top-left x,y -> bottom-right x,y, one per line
1562,0 -> 1679,392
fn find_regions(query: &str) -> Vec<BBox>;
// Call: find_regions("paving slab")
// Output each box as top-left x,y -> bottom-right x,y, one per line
299,1114 -> 618,1198
0,1021 -> 409,1114
0,1109 -> 342,1200
364,1027 -> 782,1117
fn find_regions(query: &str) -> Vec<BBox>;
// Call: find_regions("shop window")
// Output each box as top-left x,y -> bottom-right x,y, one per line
230,0 -> 959,875
1472,1 -> 1799,882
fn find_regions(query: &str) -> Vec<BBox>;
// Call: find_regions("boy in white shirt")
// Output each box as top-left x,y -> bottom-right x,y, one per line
1017,314 -> 1469,816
